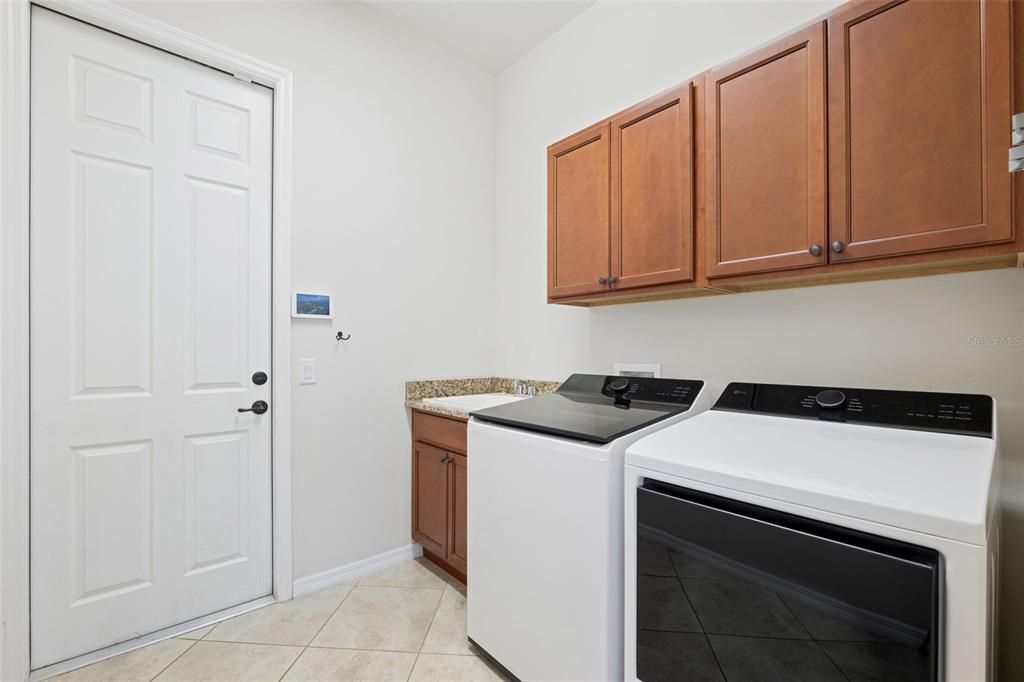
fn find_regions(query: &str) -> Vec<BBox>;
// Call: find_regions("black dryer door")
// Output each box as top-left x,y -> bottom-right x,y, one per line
635,479 -> 940,682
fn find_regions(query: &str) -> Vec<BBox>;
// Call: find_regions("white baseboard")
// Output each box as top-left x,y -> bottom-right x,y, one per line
292,543 -> 423,597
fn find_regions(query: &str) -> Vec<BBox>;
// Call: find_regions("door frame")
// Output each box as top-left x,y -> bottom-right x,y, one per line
0,2 -> 294,678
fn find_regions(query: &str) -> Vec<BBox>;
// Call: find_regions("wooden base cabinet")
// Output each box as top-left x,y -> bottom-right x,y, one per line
447,453 -> 468,574
412,441 -> 449,558
411,410 -> 468,582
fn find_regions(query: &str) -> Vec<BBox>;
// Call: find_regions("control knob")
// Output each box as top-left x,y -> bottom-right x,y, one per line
815,389 -> 846,409
609,377 -> 631,409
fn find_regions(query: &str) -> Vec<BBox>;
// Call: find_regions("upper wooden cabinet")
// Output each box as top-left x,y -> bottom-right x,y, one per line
611,85 -> 695,290
548,86 -> 698,300
547,0 -> 1022,303
547,123 -> 611,299
706,23 -> 828,278
827,0 -> 1013,262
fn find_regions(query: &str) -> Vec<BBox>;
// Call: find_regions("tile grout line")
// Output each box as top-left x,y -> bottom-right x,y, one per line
143,563 -> 454,682
146,638 -> 201,682
275,645 -> 305,682
276,582 -> 361,681
407,583 -> 448,682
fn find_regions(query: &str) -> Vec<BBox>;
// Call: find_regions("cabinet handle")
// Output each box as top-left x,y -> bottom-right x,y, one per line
598,276 -> 608,285
609,275 -> 618,285
831,240 -> 845,254
808,244 -> 822,256
441,455 -> 451,464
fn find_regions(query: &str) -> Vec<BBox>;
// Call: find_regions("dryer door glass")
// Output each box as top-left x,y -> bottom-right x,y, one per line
635,479 -> 940,682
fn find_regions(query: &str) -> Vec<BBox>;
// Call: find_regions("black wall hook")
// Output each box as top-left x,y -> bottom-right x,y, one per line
336,331 -> 351,341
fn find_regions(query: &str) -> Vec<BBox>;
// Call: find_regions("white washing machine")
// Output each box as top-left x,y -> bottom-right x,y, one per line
625,382 -> 1000,682
467,374 -> 712,681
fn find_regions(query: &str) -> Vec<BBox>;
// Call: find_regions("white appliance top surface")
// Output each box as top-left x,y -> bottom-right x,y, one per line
627,410 -> 997,545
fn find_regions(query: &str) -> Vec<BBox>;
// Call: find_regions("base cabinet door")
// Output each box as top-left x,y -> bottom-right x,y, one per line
413,441 -> 448,556
706,23 -> 828,278
447,453 -> 468,574
827,0 -> 1012,262
610,84 -> 695,290
548,122 -> 611,298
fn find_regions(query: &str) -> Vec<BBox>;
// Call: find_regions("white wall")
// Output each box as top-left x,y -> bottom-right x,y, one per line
119,0 -> 498,580
494,1 -> 1024,677
93,1 -> 1024,675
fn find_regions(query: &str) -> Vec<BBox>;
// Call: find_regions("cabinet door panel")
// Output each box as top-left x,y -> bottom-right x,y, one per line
412,441 -> 448,556
611,85 -> 694,290
548,122 -> 611,298
707,23 -> 828,278
828,0 -> 1011,261
447,453 -> 467,575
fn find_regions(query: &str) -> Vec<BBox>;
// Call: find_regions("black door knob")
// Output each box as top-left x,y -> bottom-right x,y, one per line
238,400 -> 269,415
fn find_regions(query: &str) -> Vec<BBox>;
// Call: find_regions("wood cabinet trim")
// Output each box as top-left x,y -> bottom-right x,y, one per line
705,21 -> 829,278
610,83 -> 696,290
446,452 -> 468,574
827,0 -> 1013,262
412,410 -> 467,454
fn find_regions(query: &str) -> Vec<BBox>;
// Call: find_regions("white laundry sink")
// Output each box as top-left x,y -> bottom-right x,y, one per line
422,393 -> 526,412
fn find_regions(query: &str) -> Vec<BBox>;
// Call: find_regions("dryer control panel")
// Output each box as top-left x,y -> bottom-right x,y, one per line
714,383 -> 993,437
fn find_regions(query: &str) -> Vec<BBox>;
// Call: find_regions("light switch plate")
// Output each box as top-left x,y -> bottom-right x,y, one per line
299,358 -> 317,385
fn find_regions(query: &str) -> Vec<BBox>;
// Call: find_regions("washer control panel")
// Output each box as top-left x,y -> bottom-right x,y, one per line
714,382 -> 993,437
557,376 -> 704,405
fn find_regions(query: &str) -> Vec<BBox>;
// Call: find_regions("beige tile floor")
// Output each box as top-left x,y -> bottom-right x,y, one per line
53,559 -> 507,682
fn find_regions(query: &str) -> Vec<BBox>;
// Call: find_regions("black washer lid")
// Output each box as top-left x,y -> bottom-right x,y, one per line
471,374 -> 704,444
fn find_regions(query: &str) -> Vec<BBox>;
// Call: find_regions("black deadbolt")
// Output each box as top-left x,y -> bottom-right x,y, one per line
252,371 -> 268,386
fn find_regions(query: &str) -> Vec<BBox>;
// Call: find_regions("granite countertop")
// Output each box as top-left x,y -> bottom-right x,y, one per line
405,377 -> 559,420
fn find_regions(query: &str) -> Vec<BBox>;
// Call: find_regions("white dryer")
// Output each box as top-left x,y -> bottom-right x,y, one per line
625,382 -> 999,682
468,374 -> 712,681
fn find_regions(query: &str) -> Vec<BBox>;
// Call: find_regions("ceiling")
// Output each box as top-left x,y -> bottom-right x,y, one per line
361,1 -> 595,74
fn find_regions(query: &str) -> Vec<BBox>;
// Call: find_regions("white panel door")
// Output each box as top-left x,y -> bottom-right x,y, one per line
30,8 -> 273,668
